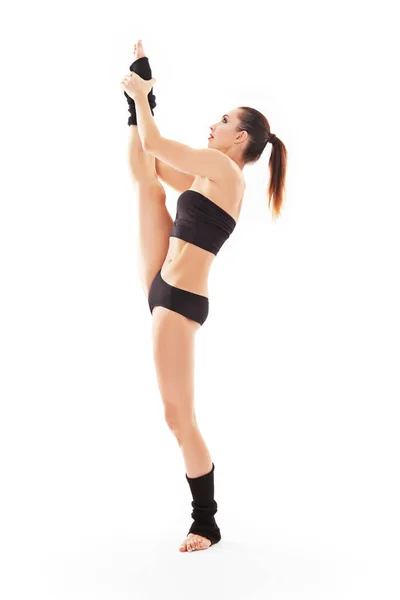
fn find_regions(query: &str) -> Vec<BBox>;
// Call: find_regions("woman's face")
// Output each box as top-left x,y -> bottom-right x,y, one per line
208,108 -> 241,150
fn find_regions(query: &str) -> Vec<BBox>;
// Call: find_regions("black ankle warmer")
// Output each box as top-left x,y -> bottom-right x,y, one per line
125,56 -> 157,126
185,462 -> 221,546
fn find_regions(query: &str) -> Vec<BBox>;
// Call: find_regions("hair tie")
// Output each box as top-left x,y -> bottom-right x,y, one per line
269,133 -> 276,144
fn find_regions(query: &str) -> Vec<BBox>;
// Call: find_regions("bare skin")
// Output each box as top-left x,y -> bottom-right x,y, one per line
131,40 -> 215,554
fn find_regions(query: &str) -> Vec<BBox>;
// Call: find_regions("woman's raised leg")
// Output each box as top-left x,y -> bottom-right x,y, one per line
128,125 -> 173,295
126,41 -> 173,294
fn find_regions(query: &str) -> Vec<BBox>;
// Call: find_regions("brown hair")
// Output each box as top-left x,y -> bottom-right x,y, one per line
237,106 -> 288,220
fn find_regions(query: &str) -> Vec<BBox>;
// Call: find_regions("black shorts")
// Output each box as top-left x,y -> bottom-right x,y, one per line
148,269 -> 209,326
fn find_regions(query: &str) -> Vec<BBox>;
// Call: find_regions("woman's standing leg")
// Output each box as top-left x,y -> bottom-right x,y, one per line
151,308 -> 221,552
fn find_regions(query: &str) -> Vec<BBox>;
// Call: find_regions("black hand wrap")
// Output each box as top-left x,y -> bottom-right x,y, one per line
124,56 -> 157,126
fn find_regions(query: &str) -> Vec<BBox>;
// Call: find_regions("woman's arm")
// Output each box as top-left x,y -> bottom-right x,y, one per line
155,159 -> 196,193
134,94 -> 233,181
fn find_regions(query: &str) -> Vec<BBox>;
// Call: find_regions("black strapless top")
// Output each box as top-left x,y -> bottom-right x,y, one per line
170,190 -> 237,256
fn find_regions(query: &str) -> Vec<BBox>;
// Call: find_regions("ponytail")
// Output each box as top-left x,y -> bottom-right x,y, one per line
237,106 -> 288,219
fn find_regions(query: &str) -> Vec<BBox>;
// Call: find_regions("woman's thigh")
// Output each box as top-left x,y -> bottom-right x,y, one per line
134,179 -> 173,296
151,307 -> 201,425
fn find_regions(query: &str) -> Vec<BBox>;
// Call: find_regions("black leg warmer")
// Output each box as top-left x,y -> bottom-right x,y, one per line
185,462 -> 221,546
124,56 -> 157,126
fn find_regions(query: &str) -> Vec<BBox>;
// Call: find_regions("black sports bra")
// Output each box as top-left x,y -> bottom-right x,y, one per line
170,190 -> 237,256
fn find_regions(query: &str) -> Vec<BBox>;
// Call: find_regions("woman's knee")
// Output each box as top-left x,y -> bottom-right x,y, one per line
163,403 -> 196,434
135,178 -> 167,203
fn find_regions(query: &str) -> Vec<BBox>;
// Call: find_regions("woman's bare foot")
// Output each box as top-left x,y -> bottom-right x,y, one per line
133,39 -> 146,61
179,533 -> 212,552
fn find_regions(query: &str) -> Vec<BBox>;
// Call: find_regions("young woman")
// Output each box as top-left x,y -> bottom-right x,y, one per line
121,40 -> 288,553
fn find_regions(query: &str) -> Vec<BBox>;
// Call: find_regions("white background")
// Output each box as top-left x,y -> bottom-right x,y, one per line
1,0 -> 399,598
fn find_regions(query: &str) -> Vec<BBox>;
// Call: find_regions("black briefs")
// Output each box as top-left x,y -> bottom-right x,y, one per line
148,269 -> 209,326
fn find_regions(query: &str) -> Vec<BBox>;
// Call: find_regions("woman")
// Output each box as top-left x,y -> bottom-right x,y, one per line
121,40 -> 288,553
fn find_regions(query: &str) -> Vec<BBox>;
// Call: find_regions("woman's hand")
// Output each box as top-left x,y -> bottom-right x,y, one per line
120,71 -> 156,101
